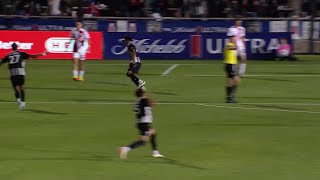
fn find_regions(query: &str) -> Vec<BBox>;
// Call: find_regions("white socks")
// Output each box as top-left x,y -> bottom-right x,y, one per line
79,71 -> 85,78
73,70 -> 85,78
73,70 -> 78,78
239,63 -> 247,76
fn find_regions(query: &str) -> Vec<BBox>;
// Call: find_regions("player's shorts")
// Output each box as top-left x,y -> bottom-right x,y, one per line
128,62 -> 141,74
136,123 -> 151,136
237,48 -> 246,56
10,75 -> 25,87
73,46 -> 88,60
225,64 -> 238,78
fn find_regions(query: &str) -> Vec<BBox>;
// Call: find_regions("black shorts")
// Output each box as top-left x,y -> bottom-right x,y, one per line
11,75 -> 25,87
136,123 -> 151,136
225,64 -> 238,78
128,62 -> 141,74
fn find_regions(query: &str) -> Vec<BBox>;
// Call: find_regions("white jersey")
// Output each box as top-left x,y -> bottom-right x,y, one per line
70,28 -> 90,52
227,26 -> 246,50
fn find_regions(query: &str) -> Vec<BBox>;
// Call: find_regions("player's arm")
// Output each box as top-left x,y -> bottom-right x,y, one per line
28,52 -> 48,59
228,44 -> 237,50
131,48 -> 138,64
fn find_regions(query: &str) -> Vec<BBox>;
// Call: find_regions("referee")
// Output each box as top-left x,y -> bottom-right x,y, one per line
224,36 -> 240,103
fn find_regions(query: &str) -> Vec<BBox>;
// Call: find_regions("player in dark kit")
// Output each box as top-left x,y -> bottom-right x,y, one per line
0,43 -> 47,109
119,88 -> 163,159
124,36 -> 146,88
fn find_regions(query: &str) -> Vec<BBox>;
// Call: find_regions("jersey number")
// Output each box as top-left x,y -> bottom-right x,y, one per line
9,55 -> 20,64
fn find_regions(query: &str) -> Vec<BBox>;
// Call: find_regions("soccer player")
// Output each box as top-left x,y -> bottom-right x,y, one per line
0,43 -> 47,109
227,18 -> 247,77
224,36 -> 240,103
124,36 -> 146,88
119,88 -> 163,159
70,20 -> 90,81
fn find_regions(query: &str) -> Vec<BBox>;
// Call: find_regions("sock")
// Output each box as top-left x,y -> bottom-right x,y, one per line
130,75 -> 140,86
73,70 -> 78,78
232,85 -> 238,96
128,140 -> 145,150
21,89 -> 25,102
226,86 -> 233,98
150,134 -> 158,151
79,71 -> 85,78
14,89 -> 19,100
239,63 -> 247,75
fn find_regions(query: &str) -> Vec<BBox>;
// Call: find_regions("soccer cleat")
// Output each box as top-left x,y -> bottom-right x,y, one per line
119,147 -> 129,159
72,77 -> 80,81
78,77 -> 85,81
19,101 -> 26,110
138,81 -> 146,88
152,150 -> 164,158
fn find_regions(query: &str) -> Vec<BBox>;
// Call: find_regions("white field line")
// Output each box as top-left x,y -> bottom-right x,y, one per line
161,64 -> 180,76
1,102 -> 320,106
1,101 -> 320,114
196,103 -> 320,114
186,74 -> 320,77
27,63 -> 317,67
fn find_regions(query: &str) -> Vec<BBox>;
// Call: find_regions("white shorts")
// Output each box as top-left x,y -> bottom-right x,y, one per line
237,48 -> 246,56
73,46 -> 88,60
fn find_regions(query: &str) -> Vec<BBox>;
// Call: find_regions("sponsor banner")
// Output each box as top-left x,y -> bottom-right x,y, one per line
0,31 -> 103,60
104,32 -> 291,60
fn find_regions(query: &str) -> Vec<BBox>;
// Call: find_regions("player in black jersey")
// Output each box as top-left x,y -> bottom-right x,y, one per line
124,36 -> 146,88
119,88 -> 163,159
0,43 -> 47,109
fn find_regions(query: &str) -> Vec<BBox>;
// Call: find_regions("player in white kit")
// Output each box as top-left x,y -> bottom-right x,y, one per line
227,18 -> 247,77
70,20 -> 90,81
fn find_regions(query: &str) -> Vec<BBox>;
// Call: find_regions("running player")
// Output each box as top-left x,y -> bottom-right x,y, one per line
70,20 -> 90,81
119,88 -> 163,159
227,18 -> 247,77
224,36 -> 240,103
0,43 -> 47,109
124,36 -> 146,88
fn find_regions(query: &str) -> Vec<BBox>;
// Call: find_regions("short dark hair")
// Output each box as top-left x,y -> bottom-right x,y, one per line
76,20 -> 83,24
11,43 -> 18,50
280,37 -> 287,40
135,88 -> 145,97
124,36 -> 133,41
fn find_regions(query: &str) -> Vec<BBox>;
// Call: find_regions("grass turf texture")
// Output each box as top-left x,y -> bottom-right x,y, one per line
0,55 -> 320,180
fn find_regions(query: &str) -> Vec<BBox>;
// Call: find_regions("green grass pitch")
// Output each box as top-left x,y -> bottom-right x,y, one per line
0,56 -> 319,180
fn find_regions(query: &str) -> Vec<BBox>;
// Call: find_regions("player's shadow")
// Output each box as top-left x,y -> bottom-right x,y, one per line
241,104 -> 303,111
125,157 -> 207,170
27,87 -> 131,93
243,96 -> 320,100
25,109 -> 68,115
245,77 -> 297,82
85,81 -> 130,86
0,147 -> 112,162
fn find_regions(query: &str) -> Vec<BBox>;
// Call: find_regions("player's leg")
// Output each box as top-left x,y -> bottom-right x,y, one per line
127,63 -> 145,87
148,128 -> 163,157
78,48 -> 86,81
79,60 -> 85,81
225,64 -> 235,103
119,123 -> 149,159
238,50 -> 247,77
10,77 -> 20,101
72,53 -> 80,80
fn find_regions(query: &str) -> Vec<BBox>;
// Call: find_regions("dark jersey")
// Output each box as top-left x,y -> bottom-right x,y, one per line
127,43 -> 141,63
2,51 -> 30,76
134,97 -> 152,123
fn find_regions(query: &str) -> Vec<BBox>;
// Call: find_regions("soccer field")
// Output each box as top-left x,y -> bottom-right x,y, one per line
0,56 -> 320,180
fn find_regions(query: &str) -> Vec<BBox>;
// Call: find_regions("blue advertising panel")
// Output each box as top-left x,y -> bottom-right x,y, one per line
104,32 -> 291,60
